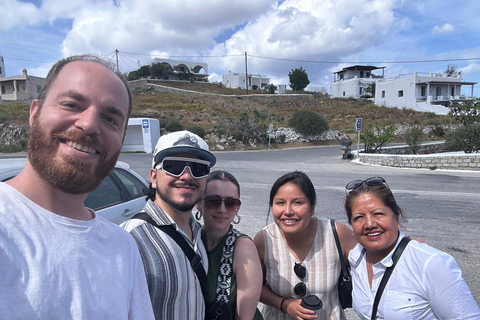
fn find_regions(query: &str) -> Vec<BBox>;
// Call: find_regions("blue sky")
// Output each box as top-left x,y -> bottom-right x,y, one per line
1,0 -> 480,95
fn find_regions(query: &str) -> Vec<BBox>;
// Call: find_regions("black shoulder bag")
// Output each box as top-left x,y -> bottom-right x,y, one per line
371,237 -> 410,320
132,212 -> 208,294
330,219 -> 353,309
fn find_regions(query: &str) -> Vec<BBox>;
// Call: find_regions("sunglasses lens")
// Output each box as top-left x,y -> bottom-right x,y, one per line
365,177 -> 385,186
294,282 -> 307,297
203,195 -> 222,210
162,160 -> 210,178
294,263 -> 306,279
189,162 -> 210,178
346,180 -> 363,190
203,196 -> 241,212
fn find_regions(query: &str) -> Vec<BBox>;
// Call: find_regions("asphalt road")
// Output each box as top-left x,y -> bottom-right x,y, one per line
120,145 -> 480,311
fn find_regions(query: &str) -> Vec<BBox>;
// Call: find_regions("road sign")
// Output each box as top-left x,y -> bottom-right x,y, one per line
269,123 -> 273,132
355,118 -> 362,131
142,119 -> 149,129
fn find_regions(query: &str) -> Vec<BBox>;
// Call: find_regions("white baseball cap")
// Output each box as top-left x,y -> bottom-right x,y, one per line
152,130 -> 216,168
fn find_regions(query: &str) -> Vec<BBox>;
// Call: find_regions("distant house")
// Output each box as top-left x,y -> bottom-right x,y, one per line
147,58 -> 209,81
375,71 -> 477,115
0,69 -> 45,102
222,71 -> 270,90
330,65 -> 385,99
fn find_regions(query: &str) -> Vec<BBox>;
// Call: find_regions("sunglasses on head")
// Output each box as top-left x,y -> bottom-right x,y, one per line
345,177 -> 388,194
203,195 -> 242,212
156,156 -> 211,179
294,262 -> 307,297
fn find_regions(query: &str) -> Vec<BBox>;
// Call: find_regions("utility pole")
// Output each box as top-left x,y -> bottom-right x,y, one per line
245,51 -> 248,95
115,49 -> 119,72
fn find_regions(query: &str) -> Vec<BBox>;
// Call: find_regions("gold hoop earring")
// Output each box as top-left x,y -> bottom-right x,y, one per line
195,210 -> 203,220
233,214 -> 241,224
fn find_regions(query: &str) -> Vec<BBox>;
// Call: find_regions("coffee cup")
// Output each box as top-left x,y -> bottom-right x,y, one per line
301,294 -> 323,316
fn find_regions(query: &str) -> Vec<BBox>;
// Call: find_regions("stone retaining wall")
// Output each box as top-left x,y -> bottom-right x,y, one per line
358,152 -> 480,171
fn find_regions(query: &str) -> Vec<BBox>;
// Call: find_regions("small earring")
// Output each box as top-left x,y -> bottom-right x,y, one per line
195,210 -> 203,220
233,214 -> 241,224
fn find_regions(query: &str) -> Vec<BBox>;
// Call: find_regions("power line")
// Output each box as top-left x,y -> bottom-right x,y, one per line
249,55 -> 480,64
120,51 -> 243,58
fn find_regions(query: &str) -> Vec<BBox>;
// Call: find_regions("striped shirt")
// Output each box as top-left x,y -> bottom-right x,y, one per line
261,218 -> 346,320
122,200 -> 208,320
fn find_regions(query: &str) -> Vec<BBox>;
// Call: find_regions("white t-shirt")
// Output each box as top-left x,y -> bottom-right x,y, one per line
349,232 -> 480,320
0,182 -> 154,320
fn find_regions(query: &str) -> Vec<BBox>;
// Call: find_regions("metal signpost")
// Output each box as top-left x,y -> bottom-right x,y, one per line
355,118 -> 362,158
268,123 -> 273,150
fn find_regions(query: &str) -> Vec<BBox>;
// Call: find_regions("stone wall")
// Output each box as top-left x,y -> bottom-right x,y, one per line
358,152 -> 480,171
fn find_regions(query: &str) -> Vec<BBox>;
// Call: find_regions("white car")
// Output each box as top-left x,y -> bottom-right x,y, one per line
0,158 -> 148,225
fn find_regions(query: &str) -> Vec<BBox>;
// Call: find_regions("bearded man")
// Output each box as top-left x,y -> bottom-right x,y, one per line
0,55 -> 154,320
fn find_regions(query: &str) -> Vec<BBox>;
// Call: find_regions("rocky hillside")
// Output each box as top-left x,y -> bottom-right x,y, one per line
0,80 -> 456,152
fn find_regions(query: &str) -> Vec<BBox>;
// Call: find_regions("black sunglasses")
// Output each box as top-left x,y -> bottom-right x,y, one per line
294,262 -> 307,297
345,177 -> 388,193
203,195 -> 241,212
156,156 -> 211,179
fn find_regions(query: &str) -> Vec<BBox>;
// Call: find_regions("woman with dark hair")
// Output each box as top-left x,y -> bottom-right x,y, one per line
254,171 -> 356,320
345,177 -> 480,319
197,170 -> 263,320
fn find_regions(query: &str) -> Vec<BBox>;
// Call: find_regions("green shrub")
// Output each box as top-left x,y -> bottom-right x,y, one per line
189,125 -> 205,138
403,126 -> 424,154
288,110 -> 328,137
165,120 -> 183,132
445,123 -> 480,153
432,125 -> 446,137
159,119 -> 168,129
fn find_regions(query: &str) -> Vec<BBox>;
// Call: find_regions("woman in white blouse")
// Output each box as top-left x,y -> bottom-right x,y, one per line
344,177 -> 480,320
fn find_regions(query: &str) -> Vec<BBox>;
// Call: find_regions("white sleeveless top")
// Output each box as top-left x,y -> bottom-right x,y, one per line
262,218 -> 346,320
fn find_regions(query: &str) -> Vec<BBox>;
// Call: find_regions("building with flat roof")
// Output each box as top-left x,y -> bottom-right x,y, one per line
375,71 -> 476,115
0,68 -> 45,102
330,65 -> 385,99
222,71 -> 270,90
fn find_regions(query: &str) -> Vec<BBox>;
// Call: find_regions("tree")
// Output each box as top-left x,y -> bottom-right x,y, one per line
403,126 -> 424,154
288,67 -> 310,92
448,98 -> 480,126
267,84 -> 277,94
137,65 -> 151,78
363,82 -> 376,98
150,63 -> 172,79
288,110 -> 328,137
361,124 -> 396,153
445,123 -> 480,153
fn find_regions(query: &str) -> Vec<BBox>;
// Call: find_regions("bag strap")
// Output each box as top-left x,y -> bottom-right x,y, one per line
330,219 -> 350,281
132,212 -> 207,293
371,236 -> 411,320
215,228 -> 242,303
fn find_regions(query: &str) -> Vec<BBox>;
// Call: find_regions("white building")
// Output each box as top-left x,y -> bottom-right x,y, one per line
375,71 -> 477,115
122,118 -> 160,153
0,69 -> 45,102
222,71 -> 270,90
330,65 -> 385,98
147,58 -> 209,81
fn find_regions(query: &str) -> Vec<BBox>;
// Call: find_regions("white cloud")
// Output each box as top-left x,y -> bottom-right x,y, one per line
432,23 -> 455,34
0,0 -> 41,30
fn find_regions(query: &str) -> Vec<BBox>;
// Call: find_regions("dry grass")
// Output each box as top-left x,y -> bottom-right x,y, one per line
132,82 -> 455,147
0,81 -> 456,151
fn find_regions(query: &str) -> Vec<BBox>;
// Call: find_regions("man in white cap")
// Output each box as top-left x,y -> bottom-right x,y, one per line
122,130 -> 216,320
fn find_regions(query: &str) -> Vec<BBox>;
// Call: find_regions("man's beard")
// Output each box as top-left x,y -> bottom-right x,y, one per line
27,115 -> 120,195
156,184 -> 201,213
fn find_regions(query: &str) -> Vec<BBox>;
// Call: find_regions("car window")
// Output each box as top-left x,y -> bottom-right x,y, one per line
112,168 -> 146,199
84,174 -> 122,210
